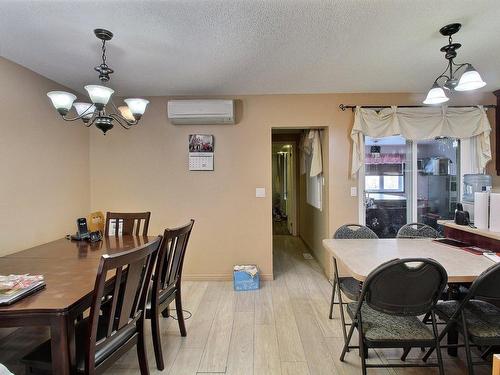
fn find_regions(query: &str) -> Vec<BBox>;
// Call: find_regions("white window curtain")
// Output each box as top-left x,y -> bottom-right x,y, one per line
350,105 -> 492,177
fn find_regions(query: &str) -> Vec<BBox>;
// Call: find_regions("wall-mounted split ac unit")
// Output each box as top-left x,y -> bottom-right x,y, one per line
167,99 -> 235,125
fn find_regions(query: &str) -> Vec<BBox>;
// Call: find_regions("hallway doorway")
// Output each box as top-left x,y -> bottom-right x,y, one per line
271,128 -> 329,276
272,131 -> 300,236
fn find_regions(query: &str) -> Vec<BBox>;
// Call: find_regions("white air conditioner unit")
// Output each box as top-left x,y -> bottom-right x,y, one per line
167,100 -> 235,125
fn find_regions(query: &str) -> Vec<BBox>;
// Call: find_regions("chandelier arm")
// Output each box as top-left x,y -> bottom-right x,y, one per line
109,113 -> 134,129
61,113 -> 94,122
84,115 -> 98,128
433,63 -> 452,85
452,62 -> 470,77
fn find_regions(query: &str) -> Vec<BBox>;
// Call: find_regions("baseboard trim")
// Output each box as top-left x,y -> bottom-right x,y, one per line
182,273 -> 274,281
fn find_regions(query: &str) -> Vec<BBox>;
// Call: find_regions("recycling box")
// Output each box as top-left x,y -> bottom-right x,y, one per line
233,265 -> 260,291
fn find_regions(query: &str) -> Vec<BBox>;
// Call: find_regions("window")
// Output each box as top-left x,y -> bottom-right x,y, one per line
362,135 -> 461,238
365,175 -> 404,192
305,153 -> 322,210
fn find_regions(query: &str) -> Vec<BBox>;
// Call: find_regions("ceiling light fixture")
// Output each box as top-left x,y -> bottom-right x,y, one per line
47,29 -> 149,134
423,23 -> 486,105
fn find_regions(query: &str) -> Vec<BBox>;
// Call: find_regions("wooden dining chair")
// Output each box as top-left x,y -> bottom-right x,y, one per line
146,219 -> 195,370
105,211 -> 151,236
329,224 -> 378,350
340,258 -> 448,375
22,239 -> 161,375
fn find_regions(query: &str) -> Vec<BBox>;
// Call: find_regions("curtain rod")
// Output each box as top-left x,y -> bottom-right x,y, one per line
339,104 -> 497,111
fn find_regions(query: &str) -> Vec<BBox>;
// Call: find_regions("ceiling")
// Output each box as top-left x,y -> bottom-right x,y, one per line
1,0 -> 499,97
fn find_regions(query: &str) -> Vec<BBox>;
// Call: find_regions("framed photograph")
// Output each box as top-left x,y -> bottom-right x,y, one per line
189,134 -> 214,152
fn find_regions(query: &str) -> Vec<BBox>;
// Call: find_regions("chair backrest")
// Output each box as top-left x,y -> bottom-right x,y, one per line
396,222 -> 440,239
360,258 -> 448,316
334,224 -> 378,239
467,262 -> 500,301
105,212 -> 151,236
88,211 -> 105,233
85,238 -> 161,372
153,220 -> 195,301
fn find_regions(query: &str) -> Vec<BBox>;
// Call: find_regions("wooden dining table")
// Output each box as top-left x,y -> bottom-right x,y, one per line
0,235 -> 161,374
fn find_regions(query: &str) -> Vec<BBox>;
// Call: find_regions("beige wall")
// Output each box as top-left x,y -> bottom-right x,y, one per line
0,58 -> 90,256
90,92 -> 496,280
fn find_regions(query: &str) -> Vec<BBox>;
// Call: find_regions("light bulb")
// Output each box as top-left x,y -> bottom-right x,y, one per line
84,85 -> 114,109
73,102 -> 96,119
455,65 -> 486,91
423,83 -> 449,105
118,106 -> 136,122
47,91 -> 77,115
124,98 -> 149,119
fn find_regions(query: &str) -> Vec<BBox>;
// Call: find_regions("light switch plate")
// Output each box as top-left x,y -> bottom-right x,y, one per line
350,187 -> 357,197
256,187 -> 266,198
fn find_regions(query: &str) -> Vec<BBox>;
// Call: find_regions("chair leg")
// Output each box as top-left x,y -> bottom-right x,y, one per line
137,318 -> 150,375
460,312 -> 474,375
328,276 -> 337,319
401,347 -> 411,361
431,311 -> 445,375
340,321 -> 357,361
151,304 -> 165,370
359,328 -> 367,375
333,258 -> 349,351
161,305 -> 170,318
175,290 -> 187,337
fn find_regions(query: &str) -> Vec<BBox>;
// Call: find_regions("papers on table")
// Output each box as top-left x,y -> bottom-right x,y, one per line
483,253 -> 500,263
0,274 -> 45,306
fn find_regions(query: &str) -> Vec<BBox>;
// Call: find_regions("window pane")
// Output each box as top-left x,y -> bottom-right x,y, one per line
417,138 -> 460,232
364,136 -> 409,238
365,176 -> 380,191
383,176 -> 401,190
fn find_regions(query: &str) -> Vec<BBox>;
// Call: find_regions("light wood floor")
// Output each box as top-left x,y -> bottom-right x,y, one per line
0,235 -> 492,374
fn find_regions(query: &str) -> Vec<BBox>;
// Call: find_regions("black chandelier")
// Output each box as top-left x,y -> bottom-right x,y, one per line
47,29 -> 149,134
423,23 -> 486,105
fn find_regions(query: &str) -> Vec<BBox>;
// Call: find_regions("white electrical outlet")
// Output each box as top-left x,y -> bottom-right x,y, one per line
350,187 -> 357,197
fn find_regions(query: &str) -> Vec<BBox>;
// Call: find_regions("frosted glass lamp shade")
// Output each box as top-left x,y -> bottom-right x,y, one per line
84,85 -> 114,108
73,102 -> 96,120
423,84 -> 449,105
124,98 -> 149,119
47,91 -> 77,115
455,66 -> 486,91
118,106 -> 136,122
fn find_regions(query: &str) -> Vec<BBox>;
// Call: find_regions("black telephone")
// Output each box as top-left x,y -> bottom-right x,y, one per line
67,218 -> 102,242
454,203 -> 472,226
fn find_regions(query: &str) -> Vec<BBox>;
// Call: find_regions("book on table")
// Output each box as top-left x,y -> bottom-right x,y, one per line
0,274 -> 45,306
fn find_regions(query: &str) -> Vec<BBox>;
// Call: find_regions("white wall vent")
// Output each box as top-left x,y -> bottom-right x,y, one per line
167,100 -> 235,125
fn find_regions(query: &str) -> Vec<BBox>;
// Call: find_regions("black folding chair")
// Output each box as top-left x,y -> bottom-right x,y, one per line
340,258 -> 448,375
329,224 -> 378,348
396,222 -> 440,239
423,262 -> 500,374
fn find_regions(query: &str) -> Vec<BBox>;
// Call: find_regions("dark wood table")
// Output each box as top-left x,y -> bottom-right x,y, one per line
0,235 -> 161,374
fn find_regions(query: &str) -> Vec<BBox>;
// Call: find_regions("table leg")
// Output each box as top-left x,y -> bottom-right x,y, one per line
447,321 -> 458,357
50,314 -> 72,374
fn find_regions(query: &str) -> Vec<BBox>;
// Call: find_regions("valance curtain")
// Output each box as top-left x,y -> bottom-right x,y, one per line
351,105 -> 492,177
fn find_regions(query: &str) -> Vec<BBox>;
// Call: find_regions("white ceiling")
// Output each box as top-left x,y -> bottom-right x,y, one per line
1,0 -> 499,97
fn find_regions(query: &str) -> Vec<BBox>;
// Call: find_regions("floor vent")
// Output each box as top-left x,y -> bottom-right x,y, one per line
302,253 -> 314,260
